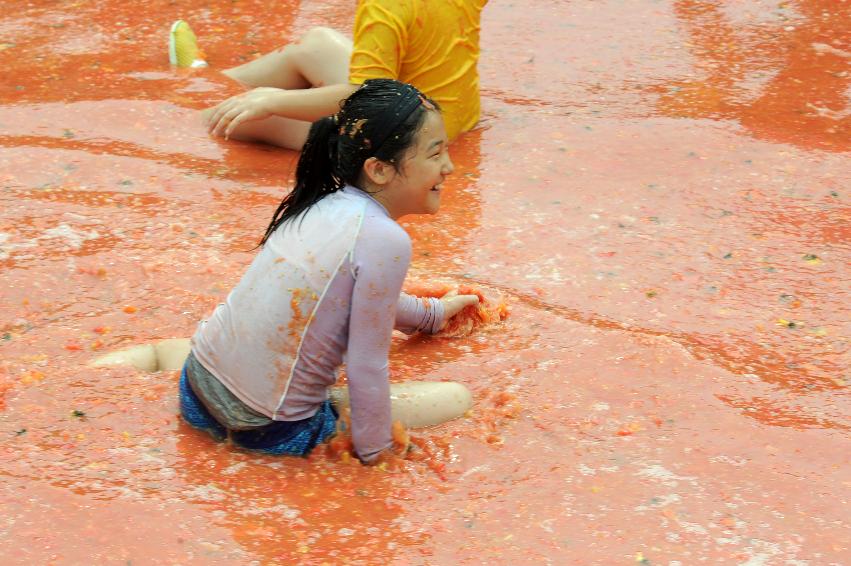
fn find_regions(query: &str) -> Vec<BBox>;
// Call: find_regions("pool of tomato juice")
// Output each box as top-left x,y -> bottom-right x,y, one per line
0,0 -> 849,563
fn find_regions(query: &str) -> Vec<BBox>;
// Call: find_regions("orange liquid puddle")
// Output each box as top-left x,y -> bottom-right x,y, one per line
1,0 -> 849,563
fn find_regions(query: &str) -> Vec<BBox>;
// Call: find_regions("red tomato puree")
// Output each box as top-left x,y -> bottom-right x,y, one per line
0,0 -> 848,563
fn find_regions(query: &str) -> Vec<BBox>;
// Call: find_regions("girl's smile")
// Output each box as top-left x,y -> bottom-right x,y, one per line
371,110 -> 454,219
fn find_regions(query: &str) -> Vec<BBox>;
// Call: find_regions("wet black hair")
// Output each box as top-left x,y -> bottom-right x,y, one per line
259,79 -> 439,246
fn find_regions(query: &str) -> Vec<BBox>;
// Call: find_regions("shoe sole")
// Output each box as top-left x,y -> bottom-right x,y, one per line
168,19 -> 182,66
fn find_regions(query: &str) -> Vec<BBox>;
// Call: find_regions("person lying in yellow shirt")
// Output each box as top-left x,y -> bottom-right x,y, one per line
172,0 -> 488,149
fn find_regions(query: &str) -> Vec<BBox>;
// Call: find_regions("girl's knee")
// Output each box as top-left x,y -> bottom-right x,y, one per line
291,26 -> 352,63
390,381 -> 472,428
331,381 -> 473,428
289,27 -> 352,87
298,26 -> 348,48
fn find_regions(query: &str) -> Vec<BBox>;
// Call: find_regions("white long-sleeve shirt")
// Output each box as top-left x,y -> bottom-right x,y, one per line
191,186 -> 444,460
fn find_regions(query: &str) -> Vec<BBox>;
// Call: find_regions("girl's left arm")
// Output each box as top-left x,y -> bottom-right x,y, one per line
346,220 -> 413,463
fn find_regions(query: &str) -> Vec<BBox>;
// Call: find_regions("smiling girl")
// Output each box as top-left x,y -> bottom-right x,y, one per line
179,79 -> 479,463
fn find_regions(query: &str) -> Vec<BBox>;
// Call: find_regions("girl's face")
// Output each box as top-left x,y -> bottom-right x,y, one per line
378,110 -> 454,219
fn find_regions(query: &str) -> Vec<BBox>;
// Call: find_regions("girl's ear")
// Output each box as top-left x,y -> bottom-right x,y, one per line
362,157 -> 395,187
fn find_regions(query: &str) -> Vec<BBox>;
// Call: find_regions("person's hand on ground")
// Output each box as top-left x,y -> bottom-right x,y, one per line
439,289 -> 479,329
206,87 -> 286,139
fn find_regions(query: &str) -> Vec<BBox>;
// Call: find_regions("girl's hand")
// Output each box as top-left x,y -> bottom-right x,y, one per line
439,289 -> 479,329
206,87 -> 285,139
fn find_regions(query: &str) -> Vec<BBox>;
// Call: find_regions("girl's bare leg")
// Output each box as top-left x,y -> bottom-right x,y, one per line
91,343 -> 159,372
329,382 -> 473,429
92,338 -> 473,428
91,338 -> 190,371
211,26 -> 353,148
223,26 -> 352,89
154,338 -> 192,370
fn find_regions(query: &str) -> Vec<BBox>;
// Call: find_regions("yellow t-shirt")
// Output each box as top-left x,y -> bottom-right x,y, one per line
348,0 -> 487,141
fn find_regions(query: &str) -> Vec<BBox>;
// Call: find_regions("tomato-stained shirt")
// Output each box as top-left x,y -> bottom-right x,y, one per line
191,186 -> 444,461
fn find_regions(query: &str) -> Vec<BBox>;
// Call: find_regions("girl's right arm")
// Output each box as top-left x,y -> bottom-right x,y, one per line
395,291 -> 479,334
395,293 -> 444,334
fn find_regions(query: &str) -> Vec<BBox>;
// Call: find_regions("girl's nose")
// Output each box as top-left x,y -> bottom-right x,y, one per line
443,154 -> 455,175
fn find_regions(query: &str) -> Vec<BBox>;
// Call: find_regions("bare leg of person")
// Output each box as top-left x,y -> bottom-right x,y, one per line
92,338 -> 473,428
91,338 -> 190,371
329,382 -> 473,429
211,26 -> 353,148
154,338 -> 192,370
90,343 -> 159,372
223,26 -> 352,89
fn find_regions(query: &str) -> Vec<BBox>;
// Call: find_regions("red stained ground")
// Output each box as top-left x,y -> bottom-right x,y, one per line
0,0 -> 849,564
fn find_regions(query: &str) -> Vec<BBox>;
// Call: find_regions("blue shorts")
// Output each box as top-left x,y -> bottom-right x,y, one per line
179,365 -> 338,456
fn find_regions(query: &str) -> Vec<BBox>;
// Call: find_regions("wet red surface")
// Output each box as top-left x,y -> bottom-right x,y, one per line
1,0 -> 849,564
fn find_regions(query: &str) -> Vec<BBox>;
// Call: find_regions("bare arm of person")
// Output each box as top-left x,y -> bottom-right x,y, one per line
207,83 -> 359,139
395,290 -> 479,334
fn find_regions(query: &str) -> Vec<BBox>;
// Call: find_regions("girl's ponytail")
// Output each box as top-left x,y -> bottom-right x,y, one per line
259,116 -> 341,246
